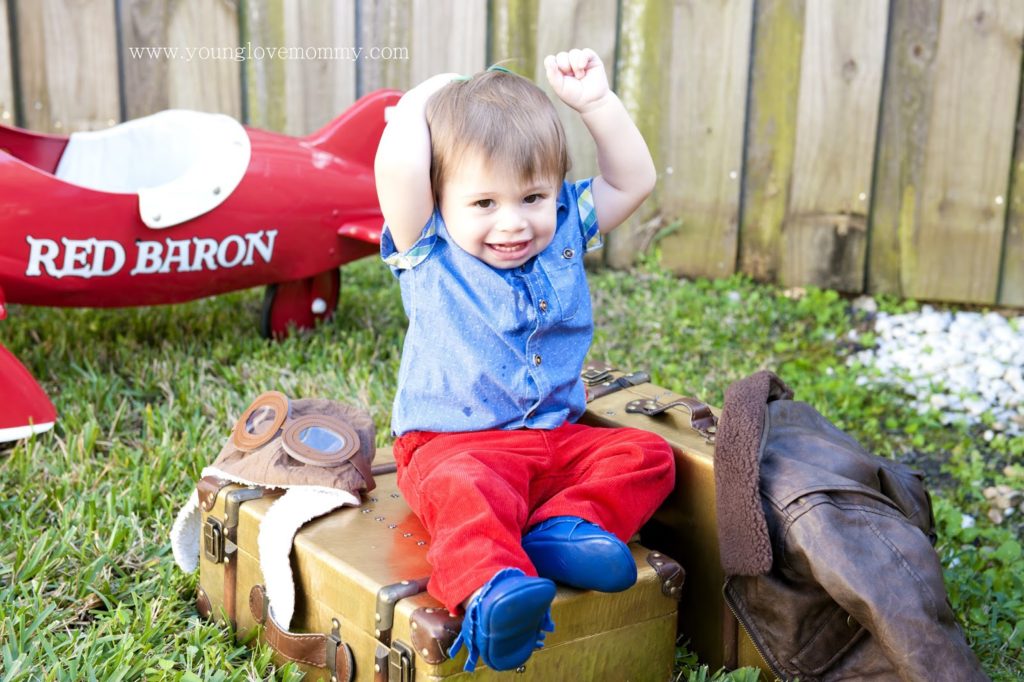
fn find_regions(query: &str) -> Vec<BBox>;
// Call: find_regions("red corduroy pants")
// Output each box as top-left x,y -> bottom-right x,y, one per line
393,422 -> 675,613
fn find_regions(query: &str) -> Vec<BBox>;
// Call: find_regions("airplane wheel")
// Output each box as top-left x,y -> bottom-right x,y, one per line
260,268 -> 341,339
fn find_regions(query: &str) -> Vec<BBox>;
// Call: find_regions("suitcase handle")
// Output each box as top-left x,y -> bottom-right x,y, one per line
250,584 -> 355,682
625,396 -> 718,441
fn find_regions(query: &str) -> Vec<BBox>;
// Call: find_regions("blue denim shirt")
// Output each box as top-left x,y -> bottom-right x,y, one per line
381,179 -> 602,436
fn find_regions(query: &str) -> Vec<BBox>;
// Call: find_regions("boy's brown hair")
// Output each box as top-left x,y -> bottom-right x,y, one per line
426,69 -> 570,202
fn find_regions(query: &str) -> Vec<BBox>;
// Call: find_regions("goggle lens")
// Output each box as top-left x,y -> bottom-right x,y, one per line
297,425 -> 347,453
232,391 -> 290,450
231,391 -> 361,467
283,415 -> 359,466
246,405 -> 279,437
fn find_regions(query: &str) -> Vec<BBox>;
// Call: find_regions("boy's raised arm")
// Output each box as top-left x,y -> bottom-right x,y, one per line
374,74 -> 457,253
544,49 -> 657,235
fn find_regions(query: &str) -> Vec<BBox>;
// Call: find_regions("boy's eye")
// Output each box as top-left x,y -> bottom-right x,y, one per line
523,194 -> 545,205
474,199 -> 494,209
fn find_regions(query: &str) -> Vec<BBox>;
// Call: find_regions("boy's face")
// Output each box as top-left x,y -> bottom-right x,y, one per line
439,152 -> 559,269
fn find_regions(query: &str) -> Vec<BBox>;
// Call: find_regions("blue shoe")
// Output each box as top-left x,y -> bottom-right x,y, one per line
522,516 -> 637,592
447,568 -> 556,672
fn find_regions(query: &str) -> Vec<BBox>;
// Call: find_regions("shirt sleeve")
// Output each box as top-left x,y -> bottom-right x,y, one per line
571,178 -> 603,253
380,210 -> 440,273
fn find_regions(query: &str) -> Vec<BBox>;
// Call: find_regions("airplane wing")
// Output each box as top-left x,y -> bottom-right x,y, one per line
0,340 -> 57,443
337,221 -> 383,245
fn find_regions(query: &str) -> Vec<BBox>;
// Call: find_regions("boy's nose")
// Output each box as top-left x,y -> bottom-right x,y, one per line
496,207 -> 528,231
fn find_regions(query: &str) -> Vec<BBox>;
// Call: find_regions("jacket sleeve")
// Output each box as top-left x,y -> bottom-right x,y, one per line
784,497 -> 989,682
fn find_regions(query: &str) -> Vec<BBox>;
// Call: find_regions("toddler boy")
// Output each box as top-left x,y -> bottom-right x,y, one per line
375,48 -> 675,672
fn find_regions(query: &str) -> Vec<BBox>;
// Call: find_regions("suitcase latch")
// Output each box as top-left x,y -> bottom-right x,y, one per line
581,363 -> 614,385
389,640 -> 415,682
203,517 -> 224,563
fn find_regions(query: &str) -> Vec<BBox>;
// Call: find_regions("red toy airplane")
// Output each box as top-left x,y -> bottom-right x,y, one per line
0,89 -> 401,443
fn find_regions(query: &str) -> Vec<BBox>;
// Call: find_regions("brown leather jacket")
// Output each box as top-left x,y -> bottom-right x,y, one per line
714,372 -> 988,682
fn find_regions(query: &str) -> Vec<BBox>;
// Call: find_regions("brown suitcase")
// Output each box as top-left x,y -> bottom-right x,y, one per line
578,363 -> 772,676
196,448 -> 685,681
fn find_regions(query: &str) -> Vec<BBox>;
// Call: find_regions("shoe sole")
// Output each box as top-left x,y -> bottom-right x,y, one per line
479,579 -> 556,670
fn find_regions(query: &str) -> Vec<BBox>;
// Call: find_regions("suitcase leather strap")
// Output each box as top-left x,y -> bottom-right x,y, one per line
626,395 -> 718,441
581,361 -> 718,441
586,371 -> 651,402
250,584 -> 355,682
581,362 -> 652,402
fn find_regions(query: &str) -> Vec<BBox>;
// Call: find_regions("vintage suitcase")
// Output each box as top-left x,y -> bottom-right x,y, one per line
578,363 -> 772,676
196,448 -> 685,681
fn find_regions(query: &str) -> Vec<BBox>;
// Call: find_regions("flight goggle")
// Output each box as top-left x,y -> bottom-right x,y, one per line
231,391 -> 361,467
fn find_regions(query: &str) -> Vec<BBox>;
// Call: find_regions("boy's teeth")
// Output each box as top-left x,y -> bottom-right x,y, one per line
491,242 -> 525,252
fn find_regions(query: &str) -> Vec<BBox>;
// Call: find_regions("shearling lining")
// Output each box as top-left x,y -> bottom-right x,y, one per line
714,370 -> 793,576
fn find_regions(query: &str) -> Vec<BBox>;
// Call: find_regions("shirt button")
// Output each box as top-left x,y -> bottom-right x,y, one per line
539,299 -> 548,312
533,354 -> 542,366
562,248 -> 575,259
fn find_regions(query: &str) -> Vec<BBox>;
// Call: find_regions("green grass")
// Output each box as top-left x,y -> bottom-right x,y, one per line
1,256 -> 1021,680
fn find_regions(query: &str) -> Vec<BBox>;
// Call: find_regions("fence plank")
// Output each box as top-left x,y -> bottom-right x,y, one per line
409,0 -> 485,84
658,0 -> 752,279
242,0 -> 286,130
1001,60 -> 1024,306
358,0 -> 411,93
121,0 -> 241,120
490,0 -> 539,76
605,0 -> 673,268
283,1 -> 356,134
738,0 -> 804,282
1,0 -> 13,126
534,0 -> 617,185
781,0 -> 888,291
120,0 -> 171,119
359,0 -> 484,95
907,0 -> 1024,303
16,0 -> 120,132
244,0 -> 357,135
868,0 -> 941,298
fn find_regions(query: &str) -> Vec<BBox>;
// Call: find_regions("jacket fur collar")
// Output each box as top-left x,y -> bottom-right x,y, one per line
714,370 -> 793,576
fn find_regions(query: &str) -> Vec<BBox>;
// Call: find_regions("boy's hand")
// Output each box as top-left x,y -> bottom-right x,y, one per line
545,49 -> 656,236
398,72 -> 462,110
544,48 -> 610,114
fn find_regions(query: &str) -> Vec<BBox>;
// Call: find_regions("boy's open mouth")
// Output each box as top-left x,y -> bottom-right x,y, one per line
487,240 -> 531,258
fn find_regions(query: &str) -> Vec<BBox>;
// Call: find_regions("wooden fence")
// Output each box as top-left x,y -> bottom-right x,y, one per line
2,0 -> 1023,306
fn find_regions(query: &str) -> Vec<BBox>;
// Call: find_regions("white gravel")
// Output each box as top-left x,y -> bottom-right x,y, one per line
848,304 -> 1024,435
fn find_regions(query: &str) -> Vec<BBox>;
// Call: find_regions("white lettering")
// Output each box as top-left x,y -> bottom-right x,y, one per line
217,235 -> 246,268
25,236 -> 60,277
61,238 -> 93,278
243,229 -> 277,266
27,230 -> 275,278
90,240 -> 125,277
131,241 -> 164,275
160,238 -> 194,273
191,237 -> 219,271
